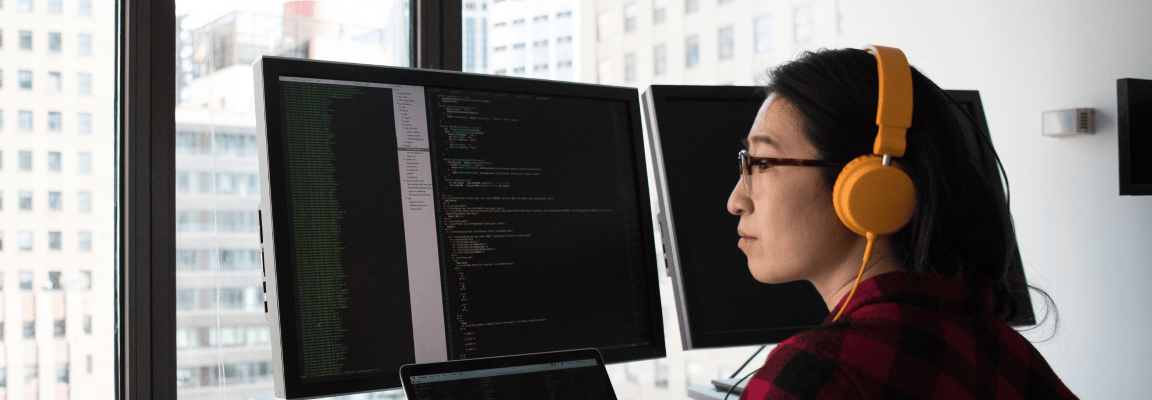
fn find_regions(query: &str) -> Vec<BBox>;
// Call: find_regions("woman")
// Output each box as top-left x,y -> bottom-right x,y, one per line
727,47 -> 1076,399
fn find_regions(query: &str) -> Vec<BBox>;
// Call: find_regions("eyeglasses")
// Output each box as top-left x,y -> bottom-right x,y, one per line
738,149 -> 841,195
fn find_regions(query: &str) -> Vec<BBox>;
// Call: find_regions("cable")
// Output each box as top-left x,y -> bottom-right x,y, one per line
730,345 -> 768,379
832,232 -> 876,322
723,368 -> 758,400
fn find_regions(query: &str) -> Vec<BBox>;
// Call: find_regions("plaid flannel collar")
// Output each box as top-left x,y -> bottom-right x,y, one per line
823,271 -> 993,325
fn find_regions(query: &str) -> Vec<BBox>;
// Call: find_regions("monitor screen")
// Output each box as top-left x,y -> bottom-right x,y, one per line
642,85 -> 1034,351
255,57 -> 664,399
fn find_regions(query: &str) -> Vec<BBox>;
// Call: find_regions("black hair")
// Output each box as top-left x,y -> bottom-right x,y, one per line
763,48 -> 1055,327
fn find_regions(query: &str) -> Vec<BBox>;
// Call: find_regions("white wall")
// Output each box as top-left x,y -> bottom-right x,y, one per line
837,1 -> 1152,397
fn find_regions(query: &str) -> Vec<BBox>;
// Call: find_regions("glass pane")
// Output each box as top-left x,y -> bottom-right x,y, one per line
465,0 -> 849,398
174,1 -> 410,398
0,0 -> 117,397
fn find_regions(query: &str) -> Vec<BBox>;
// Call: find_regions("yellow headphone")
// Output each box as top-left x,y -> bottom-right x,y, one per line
830,45 -> 917,322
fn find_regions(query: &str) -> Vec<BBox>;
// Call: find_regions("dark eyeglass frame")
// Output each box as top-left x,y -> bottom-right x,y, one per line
738,149 -> 841,194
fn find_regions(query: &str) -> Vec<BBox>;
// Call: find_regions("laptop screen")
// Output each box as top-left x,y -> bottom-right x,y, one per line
401,350 -> 617,399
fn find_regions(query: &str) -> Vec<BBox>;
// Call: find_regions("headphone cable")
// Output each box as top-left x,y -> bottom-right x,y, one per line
723,368 -> 759,400
832,232 -> 876,322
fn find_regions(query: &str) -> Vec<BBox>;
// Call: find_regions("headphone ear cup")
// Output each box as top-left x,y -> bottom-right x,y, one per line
832,155 -> 917,236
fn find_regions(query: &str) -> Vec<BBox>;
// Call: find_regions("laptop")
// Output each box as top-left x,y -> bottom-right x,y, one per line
399,349 -> 618,399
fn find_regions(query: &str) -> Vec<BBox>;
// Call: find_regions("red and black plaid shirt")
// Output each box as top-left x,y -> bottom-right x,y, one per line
740,272 -> 1076,399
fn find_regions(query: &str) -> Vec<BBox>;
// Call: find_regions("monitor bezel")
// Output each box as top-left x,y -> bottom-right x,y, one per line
398,348 -> 613,399
255,56 -> 666,399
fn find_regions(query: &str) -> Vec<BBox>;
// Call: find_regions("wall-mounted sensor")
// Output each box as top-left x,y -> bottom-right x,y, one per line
1042,108 -> 1095,137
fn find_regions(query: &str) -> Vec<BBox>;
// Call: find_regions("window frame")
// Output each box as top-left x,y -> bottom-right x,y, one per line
121,0 -> 461,398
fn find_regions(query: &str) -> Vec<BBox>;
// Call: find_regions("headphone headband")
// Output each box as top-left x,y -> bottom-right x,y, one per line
864,45 -> 914,157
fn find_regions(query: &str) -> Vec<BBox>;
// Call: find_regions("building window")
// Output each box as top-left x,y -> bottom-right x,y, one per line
48,0 -> 62,13
512,18 -> 524,25
793,5 -> 814,44
18,0 -> 31,12
556,11 -> 572,18
719,0 -> 733,4
48,111 -> 62,130
512,42 -> 525,49
755,15 -> 774,53
512,66 -> 525,74
654,44 -> 667,75
556,36 -> 573,44
597,12 -> 611,42
624,53 -> 637,83
79,0 -> 91,15
18,110 -> 31,131
78,191 -> 92,212
78,231 -> 92,251
653,0 -> 666,24
53,319 -> 66,338
19,271 -> 33,289
48,32 -> 62,52
49,152 -> 62,171
49,231 -> 62,250
685,35 -> 700,68
48,71 -> 62,93
532,14 -> 548,23
23,365 -> 36,385
78,33 -> 92,55
19,151 -> 32,171
0,110 -> 4,129
0,232 -> 4,251
78,72 -> 92,94
493,21 -> 506,28
22,322 -> 35,340
597,59 -> 612,84
49,272 -> 63,291
84,316 -> 92,335
19,191 -> 32,211
78,151 -> 91,173
18,231 -> 32,251
19,30 -> 31,49
718,26 -> 734,60
624,3 -> 638,33
78,112 -> 92,134
685,0 -> 699,14
56,363 -> 68,384
49,192 -> 62,210
493,45 -> 506,52
19,70 -> 31,90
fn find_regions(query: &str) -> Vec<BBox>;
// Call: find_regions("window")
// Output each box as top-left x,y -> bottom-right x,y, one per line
0,69 -> 4,89
78,0 -> 90,15
79,191 -> 92,212
84,316 -> 92,334
532,14 -> 547,23
49,192 -> 62,210
556,11 -> 572,18
49,111 -> 62,130
755,15 -> 774,53
719,0 -> 733,3
624,52 -> 637,83
685,35 -> 700,68
78,112 -> 92,134
78,72 -> 92,94
653,0 -> 666,24
19,30 -> 31,49
19,271 -> 32,289
654,44 -> 667,75
18,0 -> 30,12
49,271 -> 63,291
597,12 -> 611,42
49,152 -> 62,171
18,231 -> 32,252
0,191 -> 3,210
79,231 -> 92,251
19,151 -> 32,171
24,365 -> 36,385
79,33 -> 92,55
493,45 -> 506,52
19,191 -> 32,211
19,110 -> 32,130
512,42 -> 525,49
19,70 -> 31,90
49,231 -> 62,250
493,21 -> 506,27
78,151 -> 91,173
624,3 -> 638,33
23,322 -> 35,339
718,26 -> 734,60
512,18 -> 524,25
57,363 -> 69,384
597,59 -> 612,84
0,232 -> 4,251
49,0 -> 61,13
685,0 -> 699,14
49,32 -> 62,52
793,5 -> 814,44
49,71 -> 63,92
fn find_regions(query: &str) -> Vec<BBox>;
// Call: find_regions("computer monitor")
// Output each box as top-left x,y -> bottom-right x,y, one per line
642,85 -> 1035,351
254,57 -> 665,399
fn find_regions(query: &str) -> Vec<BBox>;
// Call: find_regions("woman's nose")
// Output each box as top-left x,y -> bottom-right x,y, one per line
727,178 -> 751,216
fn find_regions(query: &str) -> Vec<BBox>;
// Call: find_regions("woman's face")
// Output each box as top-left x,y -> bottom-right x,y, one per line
727,95 -> 858,284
